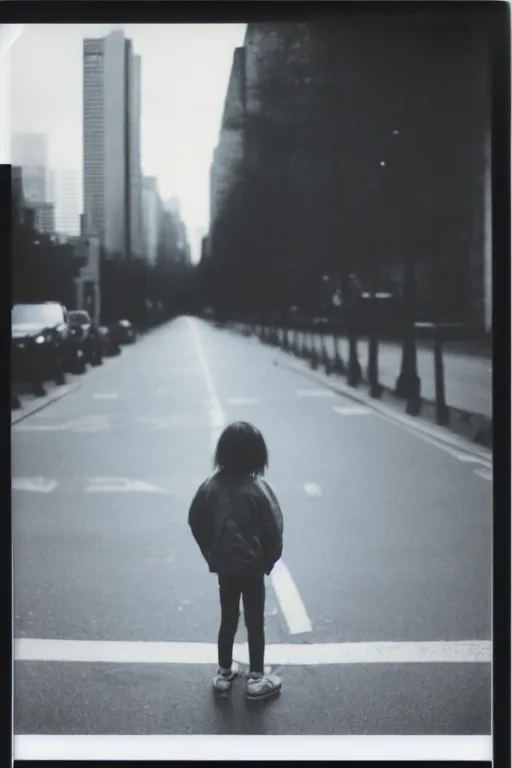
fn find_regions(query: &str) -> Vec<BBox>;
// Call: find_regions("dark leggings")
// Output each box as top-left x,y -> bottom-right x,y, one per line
218,571 -> 265,674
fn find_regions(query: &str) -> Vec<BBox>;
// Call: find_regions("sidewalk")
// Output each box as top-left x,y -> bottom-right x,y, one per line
310,334 -> 492,418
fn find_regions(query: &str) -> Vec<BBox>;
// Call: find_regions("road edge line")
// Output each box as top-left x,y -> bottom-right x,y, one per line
11,382 -> 82,426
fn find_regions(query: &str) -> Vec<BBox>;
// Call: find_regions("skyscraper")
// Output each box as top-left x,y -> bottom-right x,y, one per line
12,132 -> 48,203
48,169 -> 81,237
83,30 -> 142,259
142,176 -> 161,264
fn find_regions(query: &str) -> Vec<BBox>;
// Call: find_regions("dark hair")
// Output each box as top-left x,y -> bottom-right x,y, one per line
214,421 -> 268,476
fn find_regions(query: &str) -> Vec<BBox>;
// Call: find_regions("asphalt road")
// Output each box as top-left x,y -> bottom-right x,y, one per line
12,316 -> 492,738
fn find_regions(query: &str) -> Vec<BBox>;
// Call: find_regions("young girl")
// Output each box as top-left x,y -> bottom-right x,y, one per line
188,421 -> 284,700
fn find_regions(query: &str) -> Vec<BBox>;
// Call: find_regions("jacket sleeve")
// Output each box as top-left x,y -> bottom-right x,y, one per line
188,483 -> 214,563
258,480 -> 284,574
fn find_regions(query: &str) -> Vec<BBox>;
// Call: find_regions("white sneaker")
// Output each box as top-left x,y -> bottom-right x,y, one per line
213,667 -> 237,693
246,672 -> 282,700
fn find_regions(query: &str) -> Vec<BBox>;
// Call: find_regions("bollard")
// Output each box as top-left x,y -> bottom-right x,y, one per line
347,334 -> 362,387
367,334 -> 382,399
309,331 -> 319,370
331,333 -> 346,375
320,333 -> 331,372
433,326 -> 450,426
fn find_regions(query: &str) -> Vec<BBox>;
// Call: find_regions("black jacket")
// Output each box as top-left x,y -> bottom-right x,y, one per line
188,472 -> 283,576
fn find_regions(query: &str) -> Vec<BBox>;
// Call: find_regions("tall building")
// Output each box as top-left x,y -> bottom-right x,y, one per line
83,30 -> 142,259
48,169 -> 81,237
12,132 -> 48,203
142,176 -> 161,264
209,47 -> 245,231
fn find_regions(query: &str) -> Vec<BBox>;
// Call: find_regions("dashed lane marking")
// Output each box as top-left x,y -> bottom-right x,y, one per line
296,389 -> 335,397
93,393 -> 119,400
225,397 -> 261,405
474,467 -> 493,481
85,478 -> 172,494
303,482 -> 322,497
270,560 -> 312,635
15,637 -> 491,665
333,405 -> 373,416
12,477 -> 57,493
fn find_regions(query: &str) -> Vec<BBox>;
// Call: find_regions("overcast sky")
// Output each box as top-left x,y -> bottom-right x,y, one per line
9,23 -> 246,261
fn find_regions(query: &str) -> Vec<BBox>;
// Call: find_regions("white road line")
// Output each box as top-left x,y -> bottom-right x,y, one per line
296,389 -> 335,397
85,478 -> 171,494
93,393 -> 119,400
188,318 -> 225,450
449,453 -> 493,468
303,482 -> 322,497
474,467 -> 493,481
225,397 -> 261,405
12,477 -> 57,493
13,735 -> 493,762
270,560 -> 312,635
333,405 -> 373,416
14,637 -> 491,665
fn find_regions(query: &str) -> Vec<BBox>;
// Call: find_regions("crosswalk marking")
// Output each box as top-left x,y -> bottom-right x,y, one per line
303,482 -> 322,497
14,637 -> 491,665
333,405 -> 373,416
13,734 -> 493,762
296,389 -> 335,397
12,477 -> 57,493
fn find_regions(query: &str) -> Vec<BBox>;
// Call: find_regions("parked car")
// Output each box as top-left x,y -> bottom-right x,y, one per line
98,325 -> 121,357
11,301 -> 84,387
111,319 -> 136,345
67,310 -> 103,366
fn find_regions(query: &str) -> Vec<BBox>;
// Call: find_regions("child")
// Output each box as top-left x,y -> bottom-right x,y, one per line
188,421 -> 284,700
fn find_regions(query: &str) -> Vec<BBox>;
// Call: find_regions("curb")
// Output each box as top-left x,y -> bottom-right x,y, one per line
11,381 -> 82,425
273,352 -> 492,462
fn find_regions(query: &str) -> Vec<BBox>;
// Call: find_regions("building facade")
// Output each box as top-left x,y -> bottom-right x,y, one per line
83,31 -> 142,259
12,132 -> 48,203
142,176 -> 161,264
28,201 -> 55,235
47,169 -> 81,237
209,47 -> 246,240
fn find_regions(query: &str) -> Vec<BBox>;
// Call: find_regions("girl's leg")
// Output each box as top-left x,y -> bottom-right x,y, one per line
218,574 -> 242,671
242,574 -> 266,674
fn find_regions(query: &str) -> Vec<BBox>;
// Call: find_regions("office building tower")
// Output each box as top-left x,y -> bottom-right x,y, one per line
83,30 -> 142,259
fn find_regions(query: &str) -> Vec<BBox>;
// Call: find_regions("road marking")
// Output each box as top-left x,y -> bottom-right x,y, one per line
296,389 -> 335,397
67,416 -> 111,433
12,477 -> 57,493
93,393 -> 119,400
85,478 -> 171,494
13,735 -> 493,762
14,637 -> 491,665
474,467 -> 493,481
450,453 -> 492,468
303,482 -> 322,497
333,405 -> 373,416
188,318 -> 226,450
225,397 -> 261,405
13,421 -> 71,432
270,560 -> 312,635
133,416 -> 175,430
